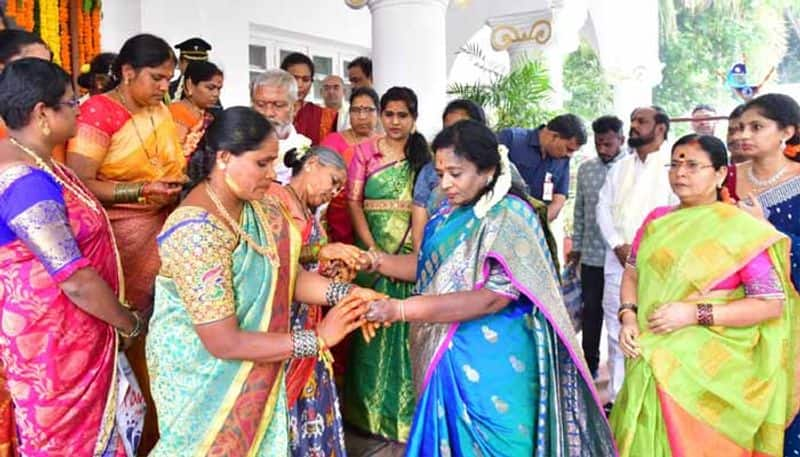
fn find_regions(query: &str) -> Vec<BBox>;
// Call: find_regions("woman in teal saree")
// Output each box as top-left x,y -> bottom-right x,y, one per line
146,107 -> 379,455
365,120 -> 616,456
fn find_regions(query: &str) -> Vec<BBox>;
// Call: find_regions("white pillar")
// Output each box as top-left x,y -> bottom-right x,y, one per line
605,64 -> 663,119
346,0 -> 449,139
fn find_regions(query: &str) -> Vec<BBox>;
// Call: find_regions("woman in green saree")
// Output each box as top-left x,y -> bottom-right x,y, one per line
344,86 -> 430,451
610,134 -> 800,456
146,107 -> 381,455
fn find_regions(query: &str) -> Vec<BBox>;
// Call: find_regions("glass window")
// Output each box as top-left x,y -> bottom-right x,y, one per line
311,55 -> 333,101
249,45 -> 266,69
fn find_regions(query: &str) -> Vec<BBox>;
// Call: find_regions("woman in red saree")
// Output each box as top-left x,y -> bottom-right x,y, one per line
66,34 -> 186,453
0,59 -> 144,455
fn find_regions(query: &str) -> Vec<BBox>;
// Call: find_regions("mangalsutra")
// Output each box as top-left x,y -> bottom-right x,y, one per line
115,88 -> 162,168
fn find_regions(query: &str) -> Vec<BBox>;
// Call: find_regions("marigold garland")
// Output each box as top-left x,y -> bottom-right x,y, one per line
59,0 -> 71,73
39,0 -> 61,65
4,0 -> 102,75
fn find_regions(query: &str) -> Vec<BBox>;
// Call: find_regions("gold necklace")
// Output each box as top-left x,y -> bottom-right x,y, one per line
115,88 -> 161,168
10,137 -> 129,302
10,137 -> 101,214
286,183 -> 312,222
205,183 -> 279,266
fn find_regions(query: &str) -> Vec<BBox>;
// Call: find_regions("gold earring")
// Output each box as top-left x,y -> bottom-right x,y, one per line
219,162 -> 227,171
40,120 -> 51,136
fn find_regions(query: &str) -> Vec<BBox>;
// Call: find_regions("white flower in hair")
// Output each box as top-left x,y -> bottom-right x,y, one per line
473,144 -> 512,219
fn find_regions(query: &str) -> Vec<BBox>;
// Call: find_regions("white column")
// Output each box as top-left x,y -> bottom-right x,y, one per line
346,0 -> 450,139
605,64 -> 663,119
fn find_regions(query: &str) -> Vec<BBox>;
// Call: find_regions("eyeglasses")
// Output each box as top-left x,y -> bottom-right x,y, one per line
349,106 -> 377,116
665,161 -> 715,173
56,97 -> 80,109
253,100 -> 290,110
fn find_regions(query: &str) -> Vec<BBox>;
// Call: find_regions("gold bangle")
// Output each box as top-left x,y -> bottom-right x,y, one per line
399,300 -> 406,322
113,182 -> 144,204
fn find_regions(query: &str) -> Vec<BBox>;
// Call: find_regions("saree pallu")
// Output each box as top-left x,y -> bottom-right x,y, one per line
343,158 -> 416,442
0,163 -> 144,456
68,93 -> 186,454
406,196 -> 615,456
610,203 -> 800,457
147,198 -> 299,456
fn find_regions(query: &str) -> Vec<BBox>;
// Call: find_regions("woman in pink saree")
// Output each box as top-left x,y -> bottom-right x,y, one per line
0,59 -> 144,455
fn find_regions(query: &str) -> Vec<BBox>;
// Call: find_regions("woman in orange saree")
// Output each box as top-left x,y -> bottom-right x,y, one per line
66,34 -> 185,454
168,60 -> 222,160
0,59 -> 144,456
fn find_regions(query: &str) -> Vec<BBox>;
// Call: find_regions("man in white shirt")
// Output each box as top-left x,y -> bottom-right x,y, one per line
322,74 -> 349,132
250,69 -> 311,184
596,106 -> 678,408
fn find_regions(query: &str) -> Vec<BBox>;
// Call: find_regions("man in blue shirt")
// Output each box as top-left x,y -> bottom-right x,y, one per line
499,113 -> 586,221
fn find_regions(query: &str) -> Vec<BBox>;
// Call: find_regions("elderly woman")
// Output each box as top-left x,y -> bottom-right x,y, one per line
611,134 -> 799,456
365,120 -> 614,456
269,145 -> 370,456
0,59 -> 144,456
147,107 -> 380,455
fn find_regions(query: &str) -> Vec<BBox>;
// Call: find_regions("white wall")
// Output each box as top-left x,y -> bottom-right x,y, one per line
101,0 -> 371,106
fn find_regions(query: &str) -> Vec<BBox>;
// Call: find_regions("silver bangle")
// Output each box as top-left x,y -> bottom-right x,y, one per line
325,281 -> 354,307
291,330 -> 318,358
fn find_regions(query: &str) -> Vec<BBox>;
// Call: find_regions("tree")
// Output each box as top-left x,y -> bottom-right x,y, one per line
447,43 -> 554,130
562,40 -> 614,123
655,0 -> 790,122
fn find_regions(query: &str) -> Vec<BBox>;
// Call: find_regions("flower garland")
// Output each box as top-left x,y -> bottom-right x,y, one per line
59,0 -> 71,73
14,0 -> 37,32
39,0 -> 61,65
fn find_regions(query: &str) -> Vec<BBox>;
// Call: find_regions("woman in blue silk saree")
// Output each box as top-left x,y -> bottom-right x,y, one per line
365,120 -> 616,456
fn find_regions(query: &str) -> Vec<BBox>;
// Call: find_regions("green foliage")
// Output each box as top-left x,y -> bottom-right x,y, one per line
447,43 -> 554,130
778,7 -> 800,83
655,0 -> 789,119
563,40 -> 614,123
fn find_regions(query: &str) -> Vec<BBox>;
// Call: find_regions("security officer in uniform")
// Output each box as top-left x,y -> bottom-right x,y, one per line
167,37 -> 212,102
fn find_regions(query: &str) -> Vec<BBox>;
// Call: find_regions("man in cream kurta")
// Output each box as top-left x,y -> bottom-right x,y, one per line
596,106 -> 678,406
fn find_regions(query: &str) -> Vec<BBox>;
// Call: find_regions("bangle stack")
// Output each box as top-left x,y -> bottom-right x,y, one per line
291,329 -> 319,358
617,303 -> 638,323
113,182 -> 145,204
697,303 -> 714,326
325,281 -> 354,307
119,310 -> 143,339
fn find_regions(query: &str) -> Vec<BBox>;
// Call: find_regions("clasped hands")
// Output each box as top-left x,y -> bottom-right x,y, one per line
317,244 -> 399,343
619,301 -> 697,359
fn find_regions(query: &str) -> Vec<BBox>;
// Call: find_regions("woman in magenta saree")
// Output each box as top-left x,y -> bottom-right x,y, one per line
0,59 -> 144,456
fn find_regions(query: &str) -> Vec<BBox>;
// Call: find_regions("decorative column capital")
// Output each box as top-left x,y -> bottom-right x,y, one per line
486,10 -> 554,53
345,0 -> 449,12
344,0 -> 369,8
